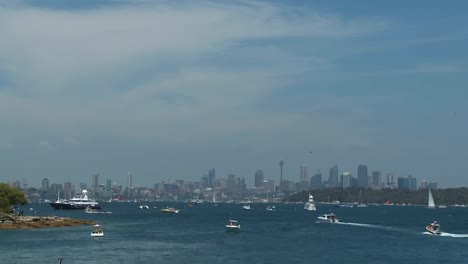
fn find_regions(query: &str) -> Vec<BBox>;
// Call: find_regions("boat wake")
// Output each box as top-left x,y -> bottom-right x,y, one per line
335,222 -> 404,232
422,232 -> 468,238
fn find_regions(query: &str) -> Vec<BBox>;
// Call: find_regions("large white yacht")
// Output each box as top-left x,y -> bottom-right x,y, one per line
50,190 -> 101,210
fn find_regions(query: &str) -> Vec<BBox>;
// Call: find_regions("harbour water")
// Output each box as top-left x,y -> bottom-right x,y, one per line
1,202 -> 468,264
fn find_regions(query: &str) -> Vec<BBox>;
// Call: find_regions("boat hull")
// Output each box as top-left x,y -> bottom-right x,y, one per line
50,203 -> 101,210
226,226 -> 241,232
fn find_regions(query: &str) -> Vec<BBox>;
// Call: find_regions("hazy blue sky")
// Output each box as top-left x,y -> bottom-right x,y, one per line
1,0 -> 467,188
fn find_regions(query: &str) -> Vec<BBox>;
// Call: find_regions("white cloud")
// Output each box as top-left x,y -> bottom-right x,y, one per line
0,1 -> 386,143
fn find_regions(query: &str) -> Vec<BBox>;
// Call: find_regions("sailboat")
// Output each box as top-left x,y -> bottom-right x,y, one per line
427,189 -> 436,209
356,189 -> 368,207
225,213 -> 241,232
304,193 -> 316,211
213,192 -> 219,206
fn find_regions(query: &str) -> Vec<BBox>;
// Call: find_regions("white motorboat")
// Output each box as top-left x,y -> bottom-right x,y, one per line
427,189 -> 436,209
317,213 -> 340,223
304,193 -> 316,211
91,224 -> 104,237
160,207 -> 180,214
426,221 -> 441,235
242,205 -> 251,210
139,205 -> 149,209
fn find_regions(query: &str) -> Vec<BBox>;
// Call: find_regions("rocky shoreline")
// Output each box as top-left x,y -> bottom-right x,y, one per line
0,214 -> 96,229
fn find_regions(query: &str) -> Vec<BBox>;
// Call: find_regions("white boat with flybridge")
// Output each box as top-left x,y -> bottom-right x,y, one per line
50,190 -> 101,210
242,204 -> 252,210
425,221 -> 441,235
226,214 -> 241,232
304,193 -> 316,211
317,213 -> 340,223
91,224 -> 104,237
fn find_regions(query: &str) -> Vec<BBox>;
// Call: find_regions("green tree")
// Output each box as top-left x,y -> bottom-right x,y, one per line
0,183 -> 28,213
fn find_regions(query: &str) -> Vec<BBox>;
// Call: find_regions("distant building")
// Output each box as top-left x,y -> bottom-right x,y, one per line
227,174 -> 236,194
201,175 -> 209,189
92,173 -> 99,190
208,168 -> 216,188
64,181 -> 73,199
264,179 -> 275,193
80,182 -> 88,191
397,175 -> 417,190
341,172 -> 352,189
106,179 -> 112,191
428,181 -> 438,190
420,180 -> 428,190
41,178 -> 49,192
310,172 -> 322,189
254,169 -> 264,188
372,171 -> 382,189
357,164 -> 368,188
127,172 -> 133,189
328,165 -> 339,188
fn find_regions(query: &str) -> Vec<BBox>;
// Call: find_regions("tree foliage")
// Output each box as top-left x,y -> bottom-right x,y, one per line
0,183 -> 28,213
286,187 -> 468,205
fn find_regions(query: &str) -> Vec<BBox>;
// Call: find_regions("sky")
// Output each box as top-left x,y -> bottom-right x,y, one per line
0,0 -> 467,188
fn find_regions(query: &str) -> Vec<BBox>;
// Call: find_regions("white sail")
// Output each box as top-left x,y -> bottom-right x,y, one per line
304,193 -> 316,211
428,189 -> 435,209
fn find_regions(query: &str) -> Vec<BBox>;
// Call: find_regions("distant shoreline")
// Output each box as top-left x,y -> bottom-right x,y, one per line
0,214 -> 96,229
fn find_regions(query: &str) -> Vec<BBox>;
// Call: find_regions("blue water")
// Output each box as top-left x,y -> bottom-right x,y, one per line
1,202 -> 468,264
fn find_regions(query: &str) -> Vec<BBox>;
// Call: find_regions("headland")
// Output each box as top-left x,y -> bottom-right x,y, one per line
0,214 -> 96,229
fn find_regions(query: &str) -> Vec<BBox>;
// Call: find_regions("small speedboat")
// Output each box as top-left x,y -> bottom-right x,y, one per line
91,224 -> 104,237
426,221 -> 441,235
160,207 -> 180,214
226,219 -> 241,232
138,205 -> 149,209
242,205 -> 251,210
266,205 -> 276,211
317,213 -> 340,223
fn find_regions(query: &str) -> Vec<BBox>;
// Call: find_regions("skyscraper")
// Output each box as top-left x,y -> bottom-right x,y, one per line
300,164 -> 309,191
127,172 -> 133,189
357,164 -> 368,188
341,172 -> 352,188
92,173 -> 99,190
372,171 -> 382,189
279,160 -> 285,192
41,178 -> 49,192
208,168 -> 216,188
328,165 -> 339,188
254,169 -> 264,188
310,172 -> 322,189
106,179 -> 112,191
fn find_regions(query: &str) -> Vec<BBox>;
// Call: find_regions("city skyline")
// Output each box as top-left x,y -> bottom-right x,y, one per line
4,162 -> 440,191
0,0 -> 467,187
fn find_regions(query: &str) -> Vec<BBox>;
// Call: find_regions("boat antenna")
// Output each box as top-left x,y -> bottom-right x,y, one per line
57,258 -> 63,264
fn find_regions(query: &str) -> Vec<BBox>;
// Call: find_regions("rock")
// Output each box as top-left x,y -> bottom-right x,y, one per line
0,214 -> 96,229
